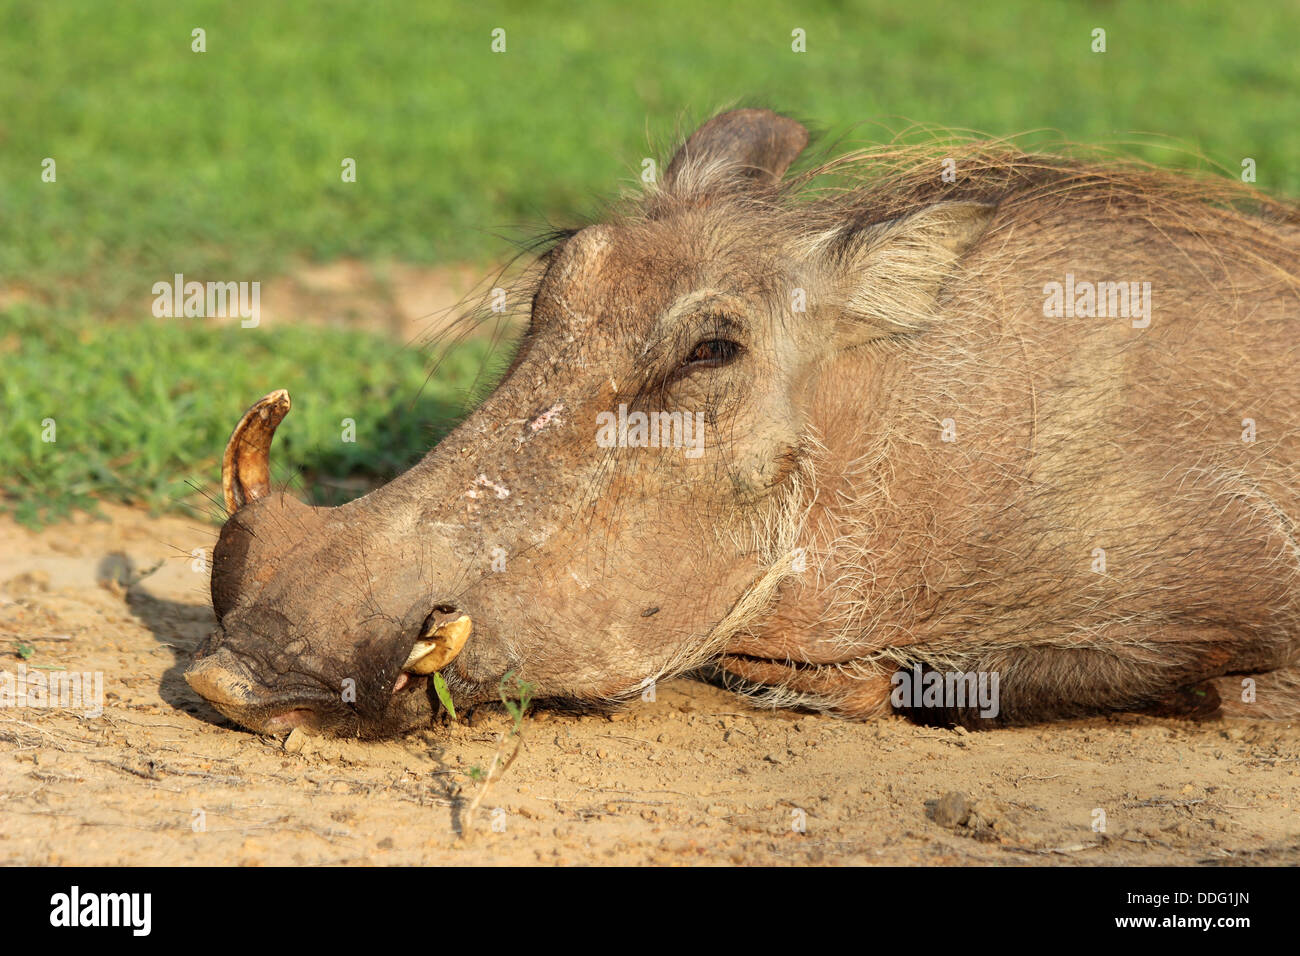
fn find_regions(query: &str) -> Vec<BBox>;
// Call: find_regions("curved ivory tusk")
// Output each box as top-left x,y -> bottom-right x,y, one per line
222,389 -> 291,514
404,615 -> 473,674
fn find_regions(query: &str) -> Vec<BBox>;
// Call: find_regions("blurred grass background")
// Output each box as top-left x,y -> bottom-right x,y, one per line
2,0 -> 1296,523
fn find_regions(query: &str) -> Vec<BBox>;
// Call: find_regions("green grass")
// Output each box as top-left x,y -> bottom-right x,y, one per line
0,305 -> 506,526
3,0 -> 1297,305
1,0 -> 1295,522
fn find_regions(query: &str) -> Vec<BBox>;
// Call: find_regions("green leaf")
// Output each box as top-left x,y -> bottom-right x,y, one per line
432,671 -> 456,720
16,643 -> 34,660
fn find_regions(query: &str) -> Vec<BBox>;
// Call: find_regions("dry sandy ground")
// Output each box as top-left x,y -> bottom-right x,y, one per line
1,505 -> 1297,867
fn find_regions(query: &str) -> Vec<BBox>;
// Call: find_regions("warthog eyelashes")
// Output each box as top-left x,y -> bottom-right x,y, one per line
682,338 -> 742,369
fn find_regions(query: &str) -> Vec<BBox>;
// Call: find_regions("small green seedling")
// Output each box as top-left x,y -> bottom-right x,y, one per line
433,671 -> 456,720
499,671 -> 535,733
460,672 -> 537,842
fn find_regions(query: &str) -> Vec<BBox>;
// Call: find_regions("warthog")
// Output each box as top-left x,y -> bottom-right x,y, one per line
185,109 -> 1300,738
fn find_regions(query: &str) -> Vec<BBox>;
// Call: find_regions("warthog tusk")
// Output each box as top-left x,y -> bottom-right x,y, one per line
222,389 -> 291,513
403,615 -> 472,674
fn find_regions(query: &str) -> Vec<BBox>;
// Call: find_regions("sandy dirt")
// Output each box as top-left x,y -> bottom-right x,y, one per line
230,258 -> 510,344
1,504 -> 1297,866
6,259 -> 520,345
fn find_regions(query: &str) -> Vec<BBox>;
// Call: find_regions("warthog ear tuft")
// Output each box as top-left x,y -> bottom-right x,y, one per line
663,108 -> 809,196
818,201 -> 996,345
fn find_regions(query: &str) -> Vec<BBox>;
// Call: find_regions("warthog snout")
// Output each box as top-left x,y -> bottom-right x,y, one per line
185,392 -> 479,737
184,643 -> 325,734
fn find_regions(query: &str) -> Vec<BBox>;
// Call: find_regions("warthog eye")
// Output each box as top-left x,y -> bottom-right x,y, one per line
683,338 -> 742,369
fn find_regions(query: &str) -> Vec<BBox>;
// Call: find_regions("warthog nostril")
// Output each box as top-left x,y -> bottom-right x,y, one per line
402,609 -> 472,674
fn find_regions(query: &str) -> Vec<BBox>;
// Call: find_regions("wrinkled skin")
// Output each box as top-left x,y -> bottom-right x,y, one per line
187,109 -> 1300,738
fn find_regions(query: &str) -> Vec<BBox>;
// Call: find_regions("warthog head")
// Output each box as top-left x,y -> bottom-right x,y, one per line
186,107 -> 1300,736
185,108 -> 991,736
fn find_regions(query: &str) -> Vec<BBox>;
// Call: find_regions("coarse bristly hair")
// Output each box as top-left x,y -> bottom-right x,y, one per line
437,129 -> 1296,365
617,128 -> 1300,723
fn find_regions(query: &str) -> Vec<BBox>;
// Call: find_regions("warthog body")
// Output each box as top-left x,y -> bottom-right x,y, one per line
186,109 -> 1300,738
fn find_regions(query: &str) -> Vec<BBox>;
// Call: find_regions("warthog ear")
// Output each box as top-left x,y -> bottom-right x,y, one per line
819,201 -> 996,345
663,108 -> 809,194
